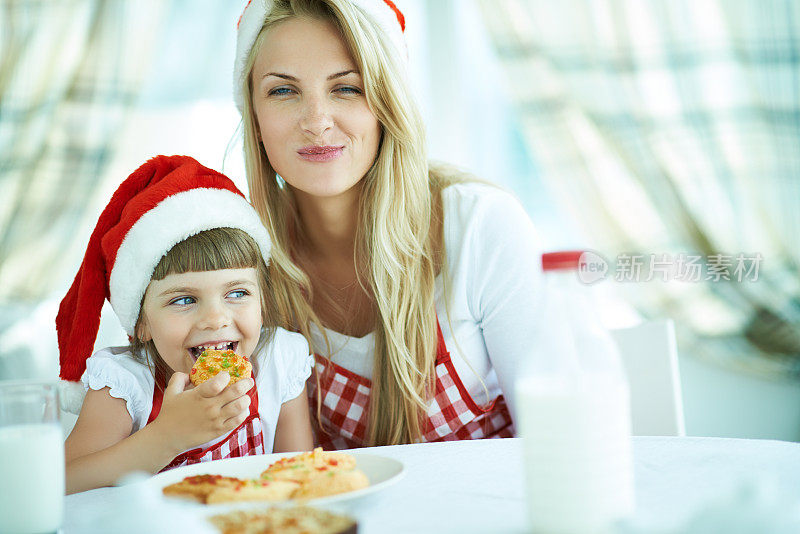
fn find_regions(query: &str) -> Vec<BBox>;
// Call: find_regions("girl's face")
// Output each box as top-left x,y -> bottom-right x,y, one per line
251,16 -> 382,203
138,268 -> 262,376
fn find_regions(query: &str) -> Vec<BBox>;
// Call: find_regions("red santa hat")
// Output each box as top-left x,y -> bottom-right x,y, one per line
56,155 -> 271,381
233,0 -> 407,112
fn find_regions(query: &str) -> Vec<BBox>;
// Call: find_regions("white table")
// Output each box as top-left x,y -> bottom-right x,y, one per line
64,437 -> 800,533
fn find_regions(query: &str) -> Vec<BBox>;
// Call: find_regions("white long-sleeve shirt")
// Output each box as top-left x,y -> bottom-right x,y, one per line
309,182 -> 545,424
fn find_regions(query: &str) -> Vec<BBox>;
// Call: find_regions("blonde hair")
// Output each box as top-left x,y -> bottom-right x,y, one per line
241,0 -> 470,445
132,227 -> 276,388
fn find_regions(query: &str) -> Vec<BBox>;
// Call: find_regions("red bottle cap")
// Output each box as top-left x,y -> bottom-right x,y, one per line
541,251 -> 585,271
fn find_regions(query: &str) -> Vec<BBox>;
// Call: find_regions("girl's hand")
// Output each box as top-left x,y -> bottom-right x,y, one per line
153,371 -> 255,455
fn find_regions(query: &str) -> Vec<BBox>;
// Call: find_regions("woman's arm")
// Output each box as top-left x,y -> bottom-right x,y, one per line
462,186 -> 545,425
272,385 -> 314,453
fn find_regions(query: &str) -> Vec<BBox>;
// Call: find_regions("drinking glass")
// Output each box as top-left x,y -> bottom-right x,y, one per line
517,377 -> 634,533
0,381 -> 65,533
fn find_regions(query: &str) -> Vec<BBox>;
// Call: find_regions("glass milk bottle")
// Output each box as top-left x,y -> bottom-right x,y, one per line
516,251 -> 634,534
0,381 -> 65,534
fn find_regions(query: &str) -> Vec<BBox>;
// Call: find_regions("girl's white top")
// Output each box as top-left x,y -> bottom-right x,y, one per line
309,182 -> 545,424
81,328 -> 313,453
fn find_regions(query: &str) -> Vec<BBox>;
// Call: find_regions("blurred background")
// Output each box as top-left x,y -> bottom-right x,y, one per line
1,0 -> 799,441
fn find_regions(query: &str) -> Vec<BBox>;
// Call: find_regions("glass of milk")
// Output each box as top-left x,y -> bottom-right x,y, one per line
0,381 -> 64,534
516,375 -> 634,534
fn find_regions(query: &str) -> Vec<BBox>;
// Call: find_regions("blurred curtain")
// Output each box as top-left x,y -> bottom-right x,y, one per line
0,0 -> 167,303
478,0 -> 800,378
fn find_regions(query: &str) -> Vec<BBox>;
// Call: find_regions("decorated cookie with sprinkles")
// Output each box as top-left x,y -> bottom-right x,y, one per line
190,348 -> 252,386
162,474 -> 244,503
259,447 -> 368,499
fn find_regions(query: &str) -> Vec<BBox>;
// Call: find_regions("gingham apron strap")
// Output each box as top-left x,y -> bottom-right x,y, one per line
148,372 -> 259,423
309,315 -> 451,449
434,317 -> 450,364
146,372 -> 168,425
160,409 -> 264,470
435,350 -> 501,414
150,374 -> 264,470
188,414 -> 266,463
309,355 -> 371,445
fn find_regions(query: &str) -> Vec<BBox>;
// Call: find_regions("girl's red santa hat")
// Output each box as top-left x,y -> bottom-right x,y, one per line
56,155 -> 271,382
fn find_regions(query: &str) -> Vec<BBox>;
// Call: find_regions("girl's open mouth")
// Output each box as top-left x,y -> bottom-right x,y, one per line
188,341 -> 238,360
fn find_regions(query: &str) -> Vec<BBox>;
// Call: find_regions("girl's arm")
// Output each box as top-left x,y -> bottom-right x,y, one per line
272,385 -> 314,453
65,372 -> 254,494
65,387 -> 179,494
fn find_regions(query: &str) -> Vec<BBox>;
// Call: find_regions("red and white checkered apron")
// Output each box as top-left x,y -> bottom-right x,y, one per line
147,377 -> 265,472
307,318 -> 515,449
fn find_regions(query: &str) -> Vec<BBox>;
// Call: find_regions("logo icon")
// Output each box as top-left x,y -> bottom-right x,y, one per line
577,250 -> 609,284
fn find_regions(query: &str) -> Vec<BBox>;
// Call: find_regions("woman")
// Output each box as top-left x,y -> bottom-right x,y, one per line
233,0 -> 544,448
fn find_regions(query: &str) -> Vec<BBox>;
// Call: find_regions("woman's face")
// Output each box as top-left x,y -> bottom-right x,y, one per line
251,17 -> 382,202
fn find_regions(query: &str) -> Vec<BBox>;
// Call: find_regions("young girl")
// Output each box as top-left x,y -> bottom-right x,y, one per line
57,155 -> 314,494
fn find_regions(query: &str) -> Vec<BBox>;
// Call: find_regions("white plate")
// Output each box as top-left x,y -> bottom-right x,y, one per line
148,451 -> 405,507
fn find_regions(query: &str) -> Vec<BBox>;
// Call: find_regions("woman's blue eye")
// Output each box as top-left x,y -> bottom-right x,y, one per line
336,86 -> 362,95
269,87 -> 294,96
269,86 -> 361,97
170,296 -> 195,306
228,290 -> 249,299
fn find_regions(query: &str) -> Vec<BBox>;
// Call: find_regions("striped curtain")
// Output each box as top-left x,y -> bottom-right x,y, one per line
0,0 -> 166,302
478,0 -> 800,378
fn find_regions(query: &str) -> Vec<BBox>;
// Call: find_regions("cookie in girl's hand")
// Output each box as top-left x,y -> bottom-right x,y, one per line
190,349 -> 252,386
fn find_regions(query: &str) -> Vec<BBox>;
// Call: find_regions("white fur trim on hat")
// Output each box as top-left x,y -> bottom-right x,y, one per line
233,0 -> 406,112
108,188 -> 271,336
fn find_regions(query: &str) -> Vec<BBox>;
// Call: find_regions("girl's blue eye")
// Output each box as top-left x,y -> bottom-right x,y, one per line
228,289 -> 249,299
170,296 -> 195,306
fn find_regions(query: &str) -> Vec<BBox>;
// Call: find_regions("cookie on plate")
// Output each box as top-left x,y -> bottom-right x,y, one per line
292,469 -> 370,500
261,448 -> 369,499
209,506 -> 357,534
260,448 -> 357,483
162,474 -> 244,503
190,349 -> 252,386
206,479 -> 300,504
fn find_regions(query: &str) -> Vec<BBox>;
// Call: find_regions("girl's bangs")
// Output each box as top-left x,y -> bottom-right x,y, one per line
151,227 -> 262,280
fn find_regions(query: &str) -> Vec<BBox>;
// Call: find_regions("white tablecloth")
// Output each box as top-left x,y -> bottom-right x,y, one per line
64,436 -> 800,533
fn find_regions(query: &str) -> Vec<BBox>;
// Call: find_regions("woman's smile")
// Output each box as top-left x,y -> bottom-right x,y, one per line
297,144 -> 345,162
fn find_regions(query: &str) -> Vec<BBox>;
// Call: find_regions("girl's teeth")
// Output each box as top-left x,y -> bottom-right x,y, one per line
195,342 -> 234,353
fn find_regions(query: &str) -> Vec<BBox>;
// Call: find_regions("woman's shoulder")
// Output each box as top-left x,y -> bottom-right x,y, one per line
441,181 -> 526,221
440,181 -> 534,241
